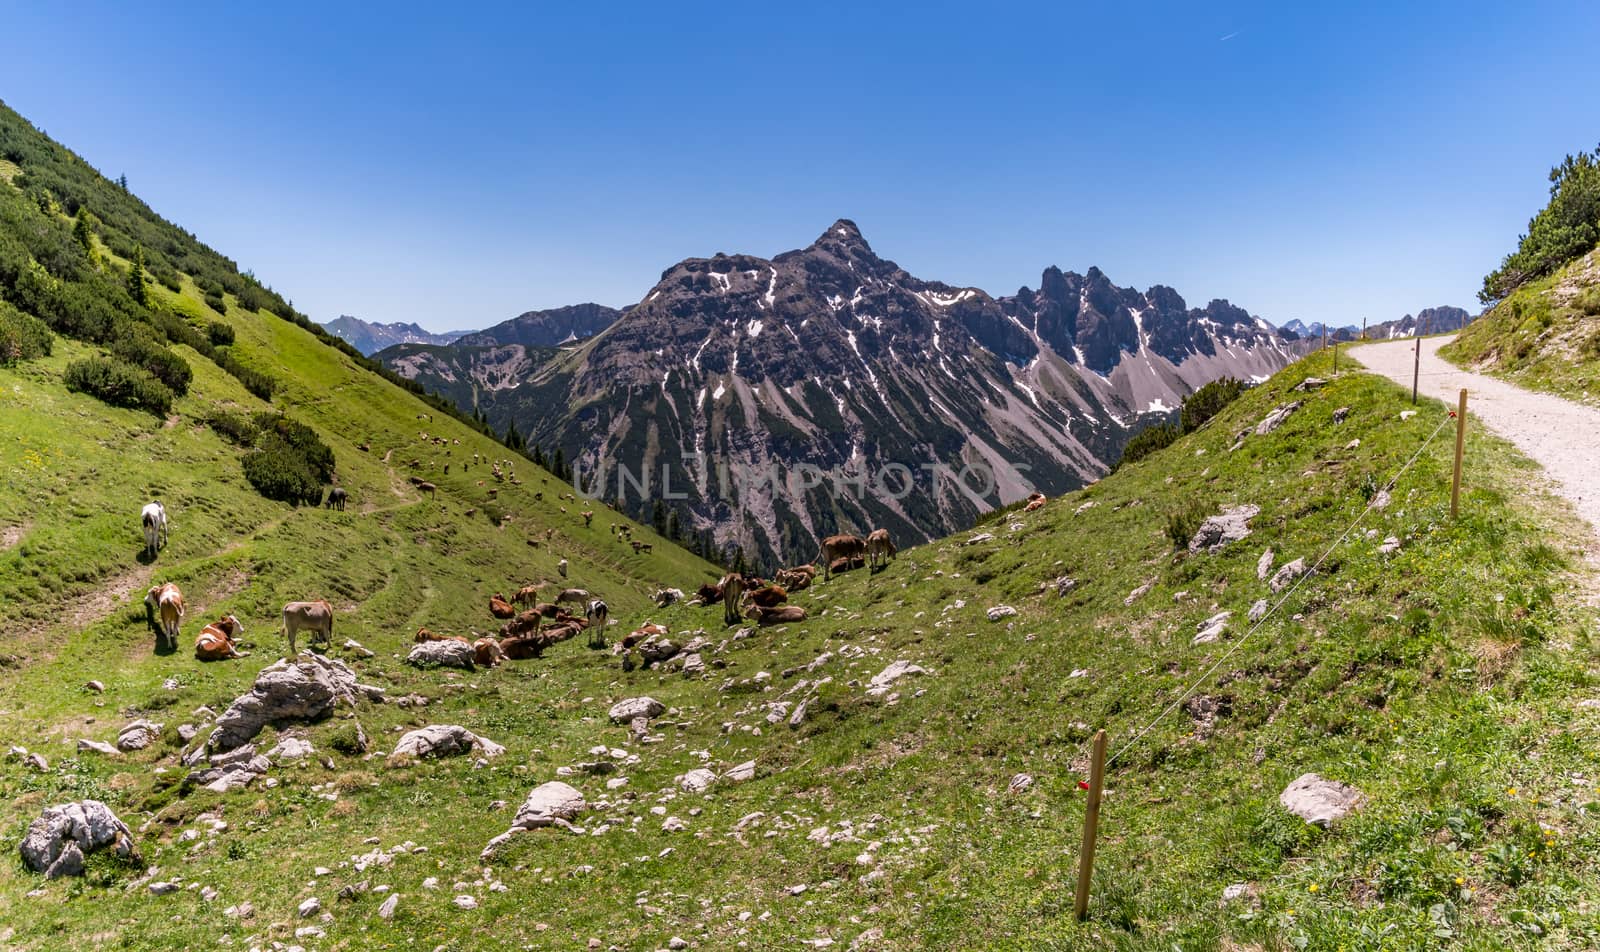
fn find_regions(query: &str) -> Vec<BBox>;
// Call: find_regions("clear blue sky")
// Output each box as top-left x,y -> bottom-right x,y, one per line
3,1 -> 1597,331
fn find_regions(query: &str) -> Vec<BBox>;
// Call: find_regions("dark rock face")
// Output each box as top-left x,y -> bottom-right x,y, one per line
382,220 -> 1307,566
458,303 -> 622,349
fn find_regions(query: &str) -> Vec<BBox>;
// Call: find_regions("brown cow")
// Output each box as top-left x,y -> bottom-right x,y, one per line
282,600 -> 333,655
720,572 -> 745,626
499,635 -> 543,660
473,638 -> 506,668
815,534 -> 868,580
196,615 -> 249,660
144,582 -> 185,649
743,584 -> 788,609
694,581 -> 723,604
620,622 -> 668,651
415,626 -> 469,645
512,585 -> 541,609
748,604 -> 808,626
774,565 -> 816,591
489,594 -> 516,619
866,528 -> 897,572
581,510 -> 594,527
1023,491 -> 1047,513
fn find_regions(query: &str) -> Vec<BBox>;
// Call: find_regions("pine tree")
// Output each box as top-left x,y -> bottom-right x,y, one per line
551,447 -> 566,481
117,174 -> 128,192
72,208 -> 97,262
126,245 -> 149,306
651,499 -> 667,536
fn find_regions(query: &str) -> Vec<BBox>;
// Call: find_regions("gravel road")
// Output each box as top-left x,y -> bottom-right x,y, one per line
1353,335 -> 1600,546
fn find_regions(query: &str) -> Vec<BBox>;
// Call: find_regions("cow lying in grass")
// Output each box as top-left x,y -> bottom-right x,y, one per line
196,615 -> 248,660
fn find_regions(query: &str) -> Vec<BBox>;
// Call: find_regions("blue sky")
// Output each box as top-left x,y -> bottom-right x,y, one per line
2,1 -> 1597,331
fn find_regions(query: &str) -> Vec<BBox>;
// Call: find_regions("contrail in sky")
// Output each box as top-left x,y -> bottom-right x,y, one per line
1219,30 -> 1240,41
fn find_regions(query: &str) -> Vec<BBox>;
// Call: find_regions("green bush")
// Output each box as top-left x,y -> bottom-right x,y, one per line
216,349 -> 276,400
1180,377 -> 1244,434
0,300 -> 51,364
63,355 -> 173,415
1116,423 -> 1180,470
206,411 -> 257,446
110,330 -> 192,396
1574,285 -> 1600,316
1481,144 -> 1600,303
205,289 -> 228,315
206,320 -> 234,345
1165,502 -> 1207,550
240,413 -> 333,504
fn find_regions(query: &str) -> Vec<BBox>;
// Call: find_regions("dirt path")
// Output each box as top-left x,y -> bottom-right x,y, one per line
1354,335 -> 1600,548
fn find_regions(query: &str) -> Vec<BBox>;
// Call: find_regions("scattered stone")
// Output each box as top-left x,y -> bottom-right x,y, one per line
1254,401 -> 1303,436
1052,575 -> 1076,597
177,724 -> 198,743
1371,488 -> 1392,510
985,605 -> 1017,622
24,752 -> 47,772
608,697 -> 665,724
84,680 -> 105,694
966,532 -> 994,545
668,938 -> 690,951
1345,438 -> 1361,450
1192,611 -> 1231,646
453,894 -> 478,910
1293,377 -> 1327,392
267,737 -> 316,763
1256,549 -> 1275,581
206,654 -> 384,753
405,640 -> 475,670
1007,773 -> 1034,794
1188,505 -> 1261,553
1400,410 -> 1417,421
343,639 -> 376,658
1378,536 -> 1401,556
19,800 -> 141,878
148,881 -> 178,896
724,760 -> 757,783
1124,580 -> 1155,606
1221,883 -> 1255,905
866,661 -> 927,697
116,719 -> 162,752
378,893 -> 399,919
1332,406 -> 1351,424
661,816 -> 687,833
680,653 -> 705,678
1248,598 -> 1269,623
1279,773 -> 1364,826
1269,558 -> 1307,593
679,768 -> 716,793
76,739 -> 119,757
388,725 -> 505,764
298,897 -> 322,918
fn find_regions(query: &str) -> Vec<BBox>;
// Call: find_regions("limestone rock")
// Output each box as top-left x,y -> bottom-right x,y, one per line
389,725 -> 505,763
512,781 -> 586,830
679,768 -> 716,793
405,640 -> 475,670
985,605 -> 1017,622
866,661 -> 927,697
1188,505 -> 1261,553
19,800 -> 141,878
1254,401 -> 1303,435
1279,773 -> 1364,826
1269,558 -> 1307,593
608,697 -> 664,724
76,739 -> 119,757
116,719 -> 162,752
1248,598 -> 1269,623
1192,610 -> 1231,646
1124,580 -> 1155,606
206,654 -> 384,753
1256,549 -> 1275,581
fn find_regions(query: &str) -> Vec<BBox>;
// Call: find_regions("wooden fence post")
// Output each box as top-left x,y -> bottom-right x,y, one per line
1075,729 -> 1108,922
1451,389 -> 1467,519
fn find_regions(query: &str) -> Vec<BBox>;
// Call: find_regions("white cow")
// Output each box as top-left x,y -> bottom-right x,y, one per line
140,502 -> 168,557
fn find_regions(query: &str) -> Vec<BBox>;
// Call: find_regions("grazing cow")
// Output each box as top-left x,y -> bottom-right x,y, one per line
748,604 -> 807,626
140,501 -> 168,557
489,594 -> 516,619
743,584 -> 788,609
281,600 -> 333,655
195,615 -> 249,660
585,599 -> 609,648
557,558 -> 568,579
512,585 -> 541,609
720,572 -> 745,626
653,587 -> 685,608
630,540 -> 654,554
143,582 -> 184,648
581,510 -> 594,527
417,481 -> 438,498
473,637 -> 506,668
775,565 -> 817,592
325,487 -> 348,511
1023,491 -> 1047,513
555,587 -> 589,607
528,601 -> 561,618
866,528 -> 897,572
814,534 -> 868,580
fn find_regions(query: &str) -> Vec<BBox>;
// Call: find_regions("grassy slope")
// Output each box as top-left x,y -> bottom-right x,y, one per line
1442,247 -> 1600,406
4,341 -> 1597,950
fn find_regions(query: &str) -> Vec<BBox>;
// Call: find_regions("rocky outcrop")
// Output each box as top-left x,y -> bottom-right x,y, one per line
389,725 -> 506,763
20,800 -> 141,878
1189,505 -> 1260,553
406,640 -> 475,670
205,654 -> 384,753
608,697 -> 664,724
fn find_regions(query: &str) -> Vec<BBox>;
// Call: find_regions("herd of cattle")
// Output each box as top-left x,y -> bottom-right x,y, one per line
135,490 -> 902,669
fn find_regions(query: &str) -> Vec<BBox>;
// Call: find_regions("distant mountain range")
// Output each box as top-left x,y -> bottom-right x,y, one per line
321,316 -> 475,355
378,220 -> 1311,566
1280,306 -> 1476,342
